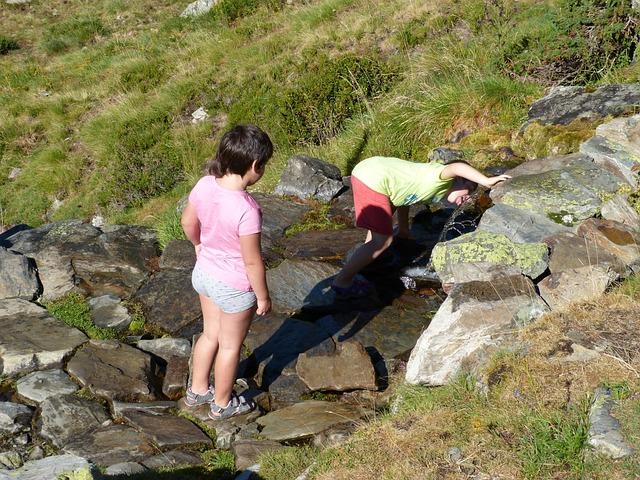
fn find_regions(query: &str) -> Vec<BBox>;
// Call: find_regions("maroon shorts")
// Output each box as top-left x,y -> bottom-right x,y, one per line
351,176 -> 393,236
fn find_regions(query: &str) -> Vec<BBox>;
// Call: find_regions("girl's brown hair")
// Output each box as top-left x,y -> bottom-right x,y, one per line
207,124 -> 273,177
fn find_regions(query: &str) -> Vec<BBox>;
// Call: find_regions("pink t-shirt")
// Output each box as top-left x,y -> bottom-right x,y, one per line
188,176 -> 262,291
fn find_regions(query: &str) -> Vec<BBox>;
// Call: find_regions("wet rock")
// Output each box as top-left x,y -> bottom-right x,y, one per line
232,440 -> 285,471
180,0 -> 217,17
281,229 -> 365,262
544,232 -> 626,275
252,193 -> 309,263
0,313 -> 87,376
0,248 -> 38,301
538,266 -> 618,310
274,156 -> 345,202
141,450 -> 203,470
159,240 -> 196,270
577,218 -> 640,270
88,295 -> 132,330
0,403 -> 32,436
67,340 -> 158,402
601,195 -> 640,229
134,269 -> 202,336
7,454 -> 93,480
490,162 -> 625,226
406,276 -> 549,385
588,387 -> 634,458
431,231 -> 548,284
256,400 -> 366,442
478,203 -> 573,243
118,409 -> 211,450
266,259 -> 339,312
37,394 -> 109,448
580,114 -> 640,186
297,340 -> 377,391
104,462 -> 147,476
526,84 -> 640,126
15,370 -> 79,405
63,423 -> 156,466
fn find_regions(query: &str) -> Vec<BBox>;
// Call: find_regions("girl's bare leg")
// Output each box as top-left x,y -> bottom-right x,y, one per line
213,306 -> 255,407
190,294 -> 221,394
333,231 -> 393,287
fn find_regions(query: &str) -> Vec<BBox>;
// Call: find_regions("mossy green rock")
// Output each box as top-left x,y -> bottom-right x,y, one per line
431,231 -> 548,284
491,163 -> 625,226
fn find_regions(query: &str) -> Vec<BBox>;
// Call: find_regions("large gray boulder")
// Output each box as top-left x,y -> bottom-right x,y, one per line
431,230 -> 549,284
577,218 -> 640,271
580,114 -> 640,187
180,0 -> 217,17
526,84 -> 640,126
274,156 -> 345,202
538,266 -> 618,310
0,248 -> 39,300
406,276 -> 549,385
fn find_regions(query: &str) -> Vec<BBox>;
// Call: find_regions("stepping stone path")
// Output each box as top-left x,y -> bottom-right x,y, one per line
3,88 -> 640,475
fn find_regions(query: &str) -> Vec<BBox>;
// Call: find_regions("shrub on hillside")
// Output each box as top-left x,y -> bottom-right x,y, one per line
279,54 -> 397,145
42,17 -> 108,54
212,0 -> 285,22
500,0 -> 638,85
0,36 -> 19,55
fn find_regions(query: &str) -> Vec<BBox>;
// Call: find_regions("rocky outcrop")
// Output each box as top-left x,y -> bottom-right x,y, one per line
180,0 -> 218,17
274,156 -> 345,202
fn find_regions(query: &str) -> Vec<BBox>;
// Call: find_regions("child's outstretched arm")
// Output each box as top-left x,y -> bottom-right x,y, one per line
240,233 -> 271,315
181,202 -> 202,257
441,162 -> 511,188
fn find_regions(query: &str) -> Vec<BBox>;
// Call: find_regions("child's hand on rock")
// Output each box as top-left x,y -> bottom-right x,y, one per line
256,297 -> 271,315
481,174 -> 511,188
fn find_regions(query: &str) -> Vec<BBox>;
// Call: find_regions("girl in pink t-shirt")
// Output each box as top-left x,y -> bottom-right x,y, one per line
181,124 -> 273,420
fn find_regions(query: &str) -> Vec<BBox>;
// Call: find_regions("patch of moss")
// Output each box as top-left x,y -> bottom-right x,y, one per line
431,230 -> 548,278
512,119 -> 600,160
46,293 -> 120,340
284,203 -> 348,237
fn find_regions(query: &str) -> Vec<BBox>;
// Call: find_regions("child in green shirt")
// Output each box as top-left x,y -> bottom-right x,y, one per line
331,157 -> 510,298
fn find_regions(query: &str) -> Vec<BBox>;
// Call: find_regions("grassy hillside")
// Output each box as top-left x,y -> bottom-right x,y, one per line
2,0 -> 637,230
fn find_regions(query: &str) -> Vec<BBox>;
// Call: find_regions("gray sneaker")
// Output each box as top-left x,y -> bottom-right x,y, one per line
184,385 -> 214,407
208,394 -> 255,420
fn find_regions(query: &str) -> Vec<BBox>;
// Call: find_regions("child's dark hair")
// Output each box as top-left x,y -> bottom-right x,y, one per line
207,124 -> 273,177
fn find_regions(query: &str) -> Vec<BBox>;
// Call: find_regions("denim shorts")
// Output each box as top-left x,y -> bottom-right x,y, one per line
191,264 -> 256,314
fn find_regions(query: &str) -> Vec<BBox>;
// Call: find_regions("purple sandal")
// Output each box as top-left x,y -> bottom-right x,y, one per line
331,278 -> 375,299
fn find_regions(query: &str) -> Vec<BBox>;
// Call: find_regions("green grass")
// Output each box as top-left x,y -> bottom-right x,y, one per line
46,293 -> 120,340
284,203 -> 348,237
0,36 -> 19,55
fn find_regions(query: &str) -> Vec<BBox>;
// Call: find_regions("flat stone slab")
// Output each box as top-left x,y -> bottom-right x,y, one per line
141,450 -> 203,470
406,276 -> 549,386
119,409 -> 211,450
63,423 -> 156,467
588,387 -> 634,458
67,340 -> 158,402
431,231 -> 549,284
111,401 -> 176,419
4,454 -> 93,480
526,84 -> 640,126
580,114 -> 640,186
281,229 -> 364,262
266,260 -> 340,312
136,338 -> 191,360
297,340 -> 377,391
256,400 -> 366,442
134,269 -> 202,336
88,295 -> 132,330
232,439 -> 285,471
37,394 -> 109,448
0,314 -> 87,376
538,266 -> 618,310
15,369 -> 79,405
0,299 -> 47,320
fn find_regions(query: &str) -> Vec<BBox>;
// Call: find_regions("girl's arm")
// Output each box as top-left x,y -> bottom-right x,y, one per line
441,162 -> 511,188
240,233 -> 271,315
181,202 -> 202,257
